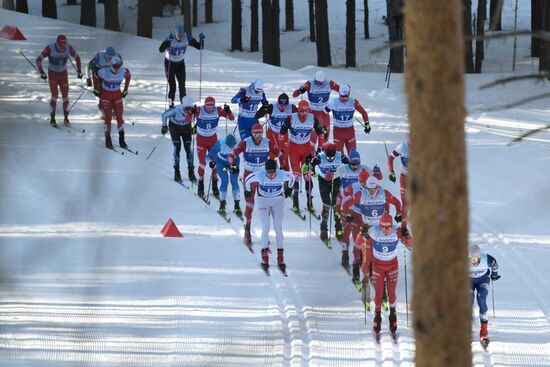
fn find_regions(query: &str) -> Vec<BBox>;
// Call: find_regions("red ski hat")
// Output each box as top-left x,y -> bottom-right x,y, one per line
298,100 -> 309,112
379,213 -> 393,228
358,168 -> 370,182
251,123 -> 263,135
56,34 -> 67,48
205,96 -> 215,107
323,143 -> 336,158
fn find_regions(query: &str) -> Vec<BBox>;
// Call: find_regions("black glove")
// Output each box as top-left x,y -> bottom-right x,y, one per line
389,171 -> 397,183
491,274 -> 501,281
240,96 -> 251,104
190,105 -> 197,115
230,165 -> 239,174
284,187 -> 293,198
244,190 -> 252,198
373,165 -> 381,176
298,86 -> 306,94
364,122 -> 371,134
121,90 -> 128,98
223,104 -> 231,114
209,161 -> 216,169
394,212 -> 403,223
40,72 -> 48,80
199,33 -> 205,40
86,78 -> 92,87
345,213 -> 353,223
360,224 -> 369,236
93,89 -> 101,97
305,155 -> 312,164
401,227 -> 410,237
161,125 -> 168,135
77,71 -> 83,79
316,147 -> 321,155
191,124 -> 197,135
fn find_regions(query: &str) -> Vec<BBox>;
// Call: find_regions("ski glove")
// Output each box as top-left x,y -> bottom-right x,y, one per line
298,86 -> 307,94
77,71 -> 83,79
334,210 -> 342,220
284,187 -> 293,198
401,226 -> 410,237
223,104 -> 231,114
86,78 -> 92,87
491,274 -> 501,281
191,124 -> 197,135
40,72 -> 47,80
244,190 -> 252,198
389,171 -> 397,183
364,122 -> 371,134
346,213 -> 353,223
394,212 -> 403,223
161,125 -> 168,135
373,165 -> 381,176
121,90 -> 128,98
93,89 -> 101,97
209,161 -> 216,169
230,165 -> 239,174
240,96 -> 251,104
301,163 -> 310,174
190,105 -> 197,115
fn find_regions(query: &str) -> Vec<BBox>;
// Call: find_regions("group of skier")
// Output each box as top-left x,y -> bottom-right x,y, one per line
34,28 -> 501,349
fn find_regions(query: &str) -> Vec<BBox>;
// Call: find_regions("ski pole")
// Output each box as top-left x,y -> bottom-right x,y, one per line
69,57 -> 79,78
308,165 -> 313,235
383,140 -> 390,157
404,246 -> 409,326
205,171 -> 213,205
199,37 -> 204,102
146,135 -> 164,160
328,178 -> 334,240
66,87 -> 87,114
190,118 -> 196,188
15,49 -> 45,81
491,279 -> 496,318
164,60 -> 171,110
354,116 -> 366,128
71,82 -> 94,93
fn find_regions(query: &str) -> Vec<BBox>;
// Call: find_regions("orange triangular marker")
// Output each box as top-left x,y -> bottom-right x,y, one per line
0,26 -> 27,40
160,218 -> 183,237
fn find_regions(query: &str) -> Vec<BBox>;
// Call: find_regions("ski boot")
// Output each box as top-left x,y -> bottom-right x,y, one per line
234,200 -> 242,217
188,166 -> 197,183
320,221 -> 328,241
277,248 -> 286,273
244,223 -> 252,245
218,199 -> 226,215
291,192 -> 300,212
389,307 -> 398,335
49,113 -> 57,128
362,282 -> 371,310
212,179 -> 220,199
352,264 -> 360,284
105,133 -> 113,149
174,165 -> 182,183
335,215 -> 343,241
480,320 -> 490,348
197,180 -> 205,197
261,248 -> 270,273
373,311 -> 382,335
341,250 -> 349,268
118,130 -> 128,149
169,99 -> 175,109
63,111 -> 69,125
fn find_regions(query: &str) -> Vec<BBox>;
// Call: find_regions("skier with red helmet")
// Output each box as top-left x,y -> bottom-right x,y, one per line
36,34 -> 82,127
388,140 -> 411,234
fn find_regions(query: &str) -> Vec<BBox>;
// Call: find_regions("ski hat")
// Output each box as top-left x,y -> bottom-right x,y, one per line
56,34 -> 67,47
278,93 -> 289,106
314,70 -> 326,83
252,79 -> 263,92
265,159 -> 277,172
204,96 -> 215,107
379,213 -> 393,228
339,84 -> 351,97
106,46 -> 116,57
323,143 -> 336,158
298,100 -> 309,112
469,244 -> 481,259
366,176 -> 379,189
358,168 -> 370,182
251,123 -> 263,135
181,96 -> 194,108
225,134 -> 237,148
349,148 -> 361,165
176,25 -> 185,35
110,56 -> 122,71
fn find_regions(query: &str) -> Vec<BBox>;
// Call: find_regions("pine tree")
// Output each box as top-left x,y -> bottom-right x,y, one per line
103,0 -> 120,31
205,0 -> 213,23
16,0 -> 28,13
285,0 -> 294,31
138,0 -> 153,38
475,0 -> 486,73
463,0 -> 474,73
346,0 -> 356,67
308,0 -> 315,42
251,0 -> 259,52
315,0 -> 330,66
231,0 -> 243,51
42,0 -> 57,19
262,0 -> 280,66
363,0 -> 370,39
80,0 -> 96,27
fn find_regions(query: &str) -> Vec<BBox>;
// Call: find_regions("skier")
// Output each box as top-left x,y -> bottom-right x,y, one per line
358,213 -> 412,339
469,244 -> 500,349
206,134 -> 242,216
191,96 -> 235,198
342,175 -> 402,284
255,92 -> 297,171
228,123 -> 278,244
388,141 -> 411,233
159,25 -> 204,107
85,46 -> 122,116
36,34 -> 82,127
230,79 -> 268,139
245,159 -> 295,274
93,56 -> 131,149
334,150 -> 382,268
310,143 -> 347,242
292,70 -> 340,147
324,84 -> 371,155
279,100 -> 327,213
161,96 -> 197,183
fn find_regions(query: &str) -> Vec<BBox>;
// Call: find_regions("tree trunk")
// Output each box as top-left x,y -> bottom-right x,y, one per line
404,0 -> 471,365
363,0 -> 370,39
285,0 -> 294,31
540,0 -> 550,72
152,1 -> 162,17
3,0 -> 14,10
489,0 -> 503,31
346,0 -> 356,67
137,0 -> 153,38
103,0 -> 120,31
231,0 -> 242,51
475,0 -> 485,73
532,0 -> 542,57
463,0 -> 474,73
308,0 -> 315,42
16,0 -> 28,13
67,0 -> 77,5
262,0 -> 280,66
192,0 -> 198,26
251,0 -> 259,52
387,0 -> 404,73
80,0 -> 96,26
42,0 -> 57,19
315,0 -> 331,66
205,0 -> 213,23
182,0 -> 191,33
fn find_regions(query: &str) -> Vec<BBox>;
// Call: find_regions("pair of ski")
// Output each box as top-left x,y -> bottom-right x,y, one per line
480,338 -> 490,352
217,209 -> 244,224
290,207 -> 321,221
373,331 -> 399,345
52,122 -> 85,134
261,263 -> 288,277
108,144 -> 138,155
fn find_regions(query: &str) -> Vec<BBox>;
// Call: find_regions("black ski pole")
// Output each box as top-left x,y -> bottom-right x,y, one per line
66,88 -> 87,114
68,57 -> 80,79
15,49 -> 45,82
404,246 -> 410,326
491,279 -> 496,318
205,171 -> 213,205
328,179 -> 334,240
190,118 -> 196,189
146,135 -> 164,160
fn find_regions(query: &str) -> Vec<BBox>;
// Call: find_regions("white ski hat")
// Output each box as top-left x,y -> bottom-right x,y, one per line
181,96 -> 194,107
314,70 -> 326,82
469,244 -> 481,258
339,84 -> 351,96
366,176 -> 379,189
252,79 -> 263,92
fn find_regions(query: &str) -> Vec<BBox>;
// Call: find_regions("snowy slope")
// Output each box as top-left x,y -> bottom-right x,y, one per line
1,7 -> 550,367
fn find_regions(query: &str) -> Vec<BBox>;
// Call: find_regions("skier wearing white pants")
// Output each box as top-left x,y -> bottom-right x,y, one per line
245,159 -> 295,273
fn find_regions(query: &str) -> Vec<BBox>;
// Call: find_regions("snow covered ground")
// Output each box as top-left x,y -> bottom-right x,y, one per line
1,6 -> 550,367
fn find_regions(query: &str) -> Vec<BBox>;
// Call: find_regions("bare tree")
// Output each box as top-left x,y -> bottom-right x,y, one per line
251,0 -> 259,52
104,0 -> 120,31
138,0 -> 153,38
80,0 -> 96,27
489,0 -> 503,31
315,0 -> 331,66
3,0 -> 14,10
463,0 -> 474,73
182,0 -> 191,33
308,0 -> 315,42
346,0 -> 356,67
387,0 -> 404,73
532,0 -> 542,57
231,0 -> 243,51
42,0 -> 57,19
404,0 -> 471,364
363,0 -> 370,39
205,0 -> 213,23
475,0 -> 486,73
285,0 -> 294,31
192,0 -> 198,27
540,1 -> 550,71
16,0 -> 28,13
262,0 -> 280,66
